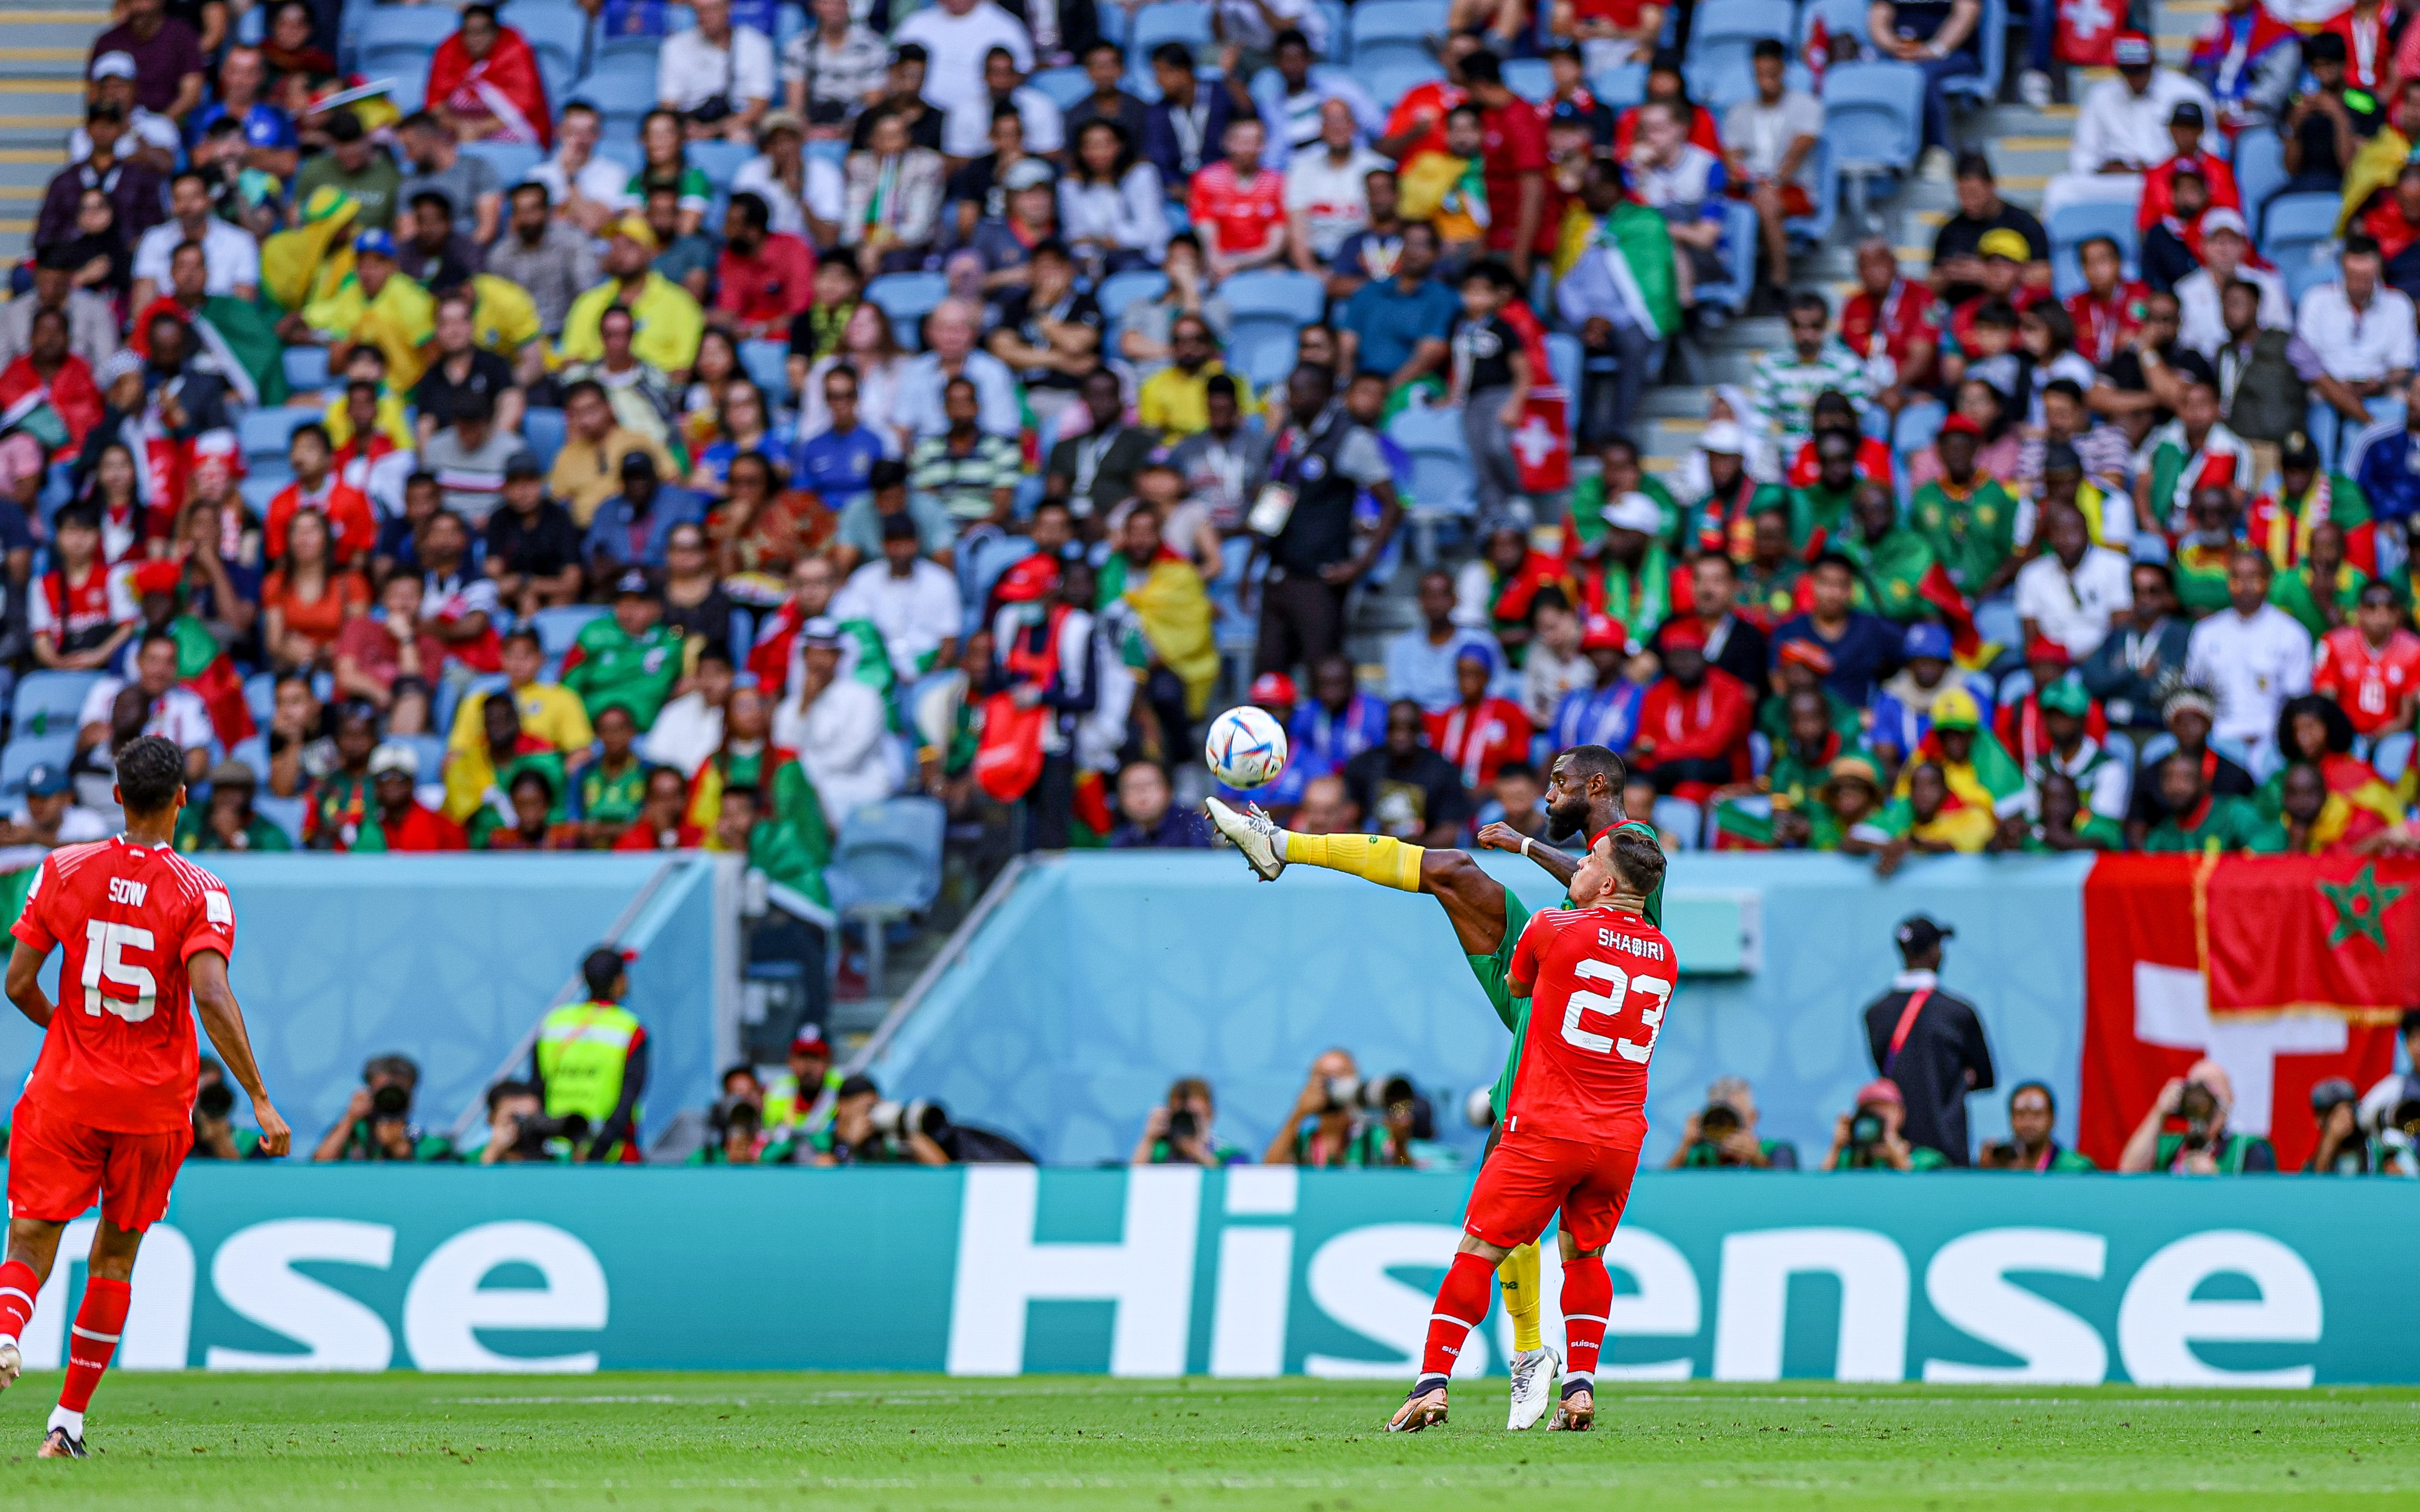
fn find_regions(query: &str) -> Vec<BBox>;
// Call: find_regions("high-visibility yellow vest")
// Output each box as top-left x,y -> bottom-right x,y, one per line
535,1000 -> 640,1127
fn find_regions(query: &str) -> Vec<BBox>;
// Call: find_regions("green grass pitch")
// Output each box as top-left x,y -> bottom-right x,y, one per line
0,1373 -> 2414,1509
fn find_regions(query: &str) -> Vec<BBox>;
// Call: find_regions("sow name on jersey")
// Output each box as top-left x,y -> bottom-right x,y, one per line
109,878 -> 148,907
1596,927 -> 1665,962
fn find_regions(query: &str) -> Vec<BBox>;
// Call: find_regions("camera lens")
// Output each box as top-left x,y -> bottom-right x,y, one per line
1166,1108 -> 1198,1142
371,1083 -> 411,1118
196,1083 -> 235,1119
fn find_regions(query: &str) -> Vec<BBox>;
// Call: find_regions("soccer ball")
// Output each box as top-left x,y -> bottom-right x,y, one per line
1205,706 -> 1289,789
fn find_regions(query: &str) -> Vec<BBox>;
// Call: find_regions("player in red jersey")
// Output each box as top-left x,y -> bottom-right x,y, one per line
2315,582 -> 2420,739
1388,828 -> 1673,1434
0,736 -> 290,1458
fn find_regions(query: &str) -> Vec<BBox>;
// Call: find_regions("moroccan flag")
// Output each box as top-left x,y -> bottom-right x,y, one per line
2080,855 -> 2406,1172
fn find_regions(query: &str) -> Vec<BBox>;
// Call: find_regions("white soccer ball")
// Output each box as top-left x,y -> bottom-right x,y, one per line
1205,706 -> 1290,789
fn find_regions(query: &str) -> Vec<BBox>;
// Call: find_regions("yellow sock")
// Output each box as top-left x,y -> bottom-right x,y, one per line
1498,1241 -> 1543,1354
1280,832 -> 1425,891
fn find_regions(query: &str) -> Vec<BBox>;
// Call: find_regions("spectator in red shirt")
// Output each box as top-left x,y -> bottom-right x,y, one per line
1189,117 -> 1289,280
265,423 -> 379,566
1839,237 -> 1940,405
2135,102 -> 2240,236
1550,0 -> 1666,75
1635,618 -> 1754,800
2065,236 -> 2151,365
2316,579 -> 2420,738
1376,31 -> 1481,162
1612,53 -> 1725,160
333,572 -> 447,735
366,742 -> 466,851
1427,645 -> 1532,792
617,766 -> 692,850
1461,51 -> 1550,275
713,190 -> 816,340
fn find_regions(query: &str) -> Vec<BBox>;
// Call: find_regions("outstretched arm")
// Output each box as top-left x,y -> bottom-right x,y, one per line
190,950 -> 291,1157
1478,822 -> 1580,889
6,937 -> 52,1028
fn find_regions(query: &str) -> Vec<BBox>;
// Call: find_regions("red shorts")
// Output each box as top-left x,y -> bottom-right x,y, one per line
6,1099 -> 189,1232
1463,1130 -> 1640,1252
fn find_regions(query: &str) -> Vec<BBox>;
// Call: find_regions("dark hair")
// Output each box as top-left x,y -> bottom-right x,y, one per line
1953,151 -> 1994,181
115,735 -> 185,815
1972,299 -> 2019,330
1497,759 -> 1539,785
2042,377 -> 2086,406
397,110 -> 445,137
2078,234 -> 2123,264
2026,300 -> 2076,354
562,378 -> 608,409
1073,117 -> 1136,183
2010,1079 -> 2057,1113
1204,373 -> 1238,402
2306,29 -> 2348,62
1273,26 -> 1311,52
486,1078 -> 537,1115
2132,559 -> 2176,592
581,946 -> 627,999
290,420 -> 331,453
1786,289 -> 1830,322
1811,550 -> 1858,576
729,190 -> 771,232
409,188 -> 455,218
2345,233 -> 2383,260
1461,48 -> 1503,85
1150,40 -> 1194,71
1751,37 -> 1788,62
1606,828 -> 1667,896
1081,37 -> 1123,62
869,457 -> 910,492
1557,744 -> 1629,793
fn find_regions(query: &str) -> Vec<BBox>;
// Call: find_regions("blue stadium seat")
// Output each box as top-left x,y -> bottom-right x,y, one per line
359,6 -> 458,82
1590,64 -> 1649,109
1544,332 -> 1582,400
1387,403 -> 1465,457
2235,126 -> 2287,225
11,670 -> 101,740
1694,56 -> 1757,109
398,734 -> 447,786
1227,321 -> 1299,389
1688,0 -> 1795,88
1800,0 -> 1873,49
866,270 -> 950,348
230,733 -> 269,785
688,139 -> 754,191
2263,192 -> 2342,271
827,795 -> 946,992
533,605 -> 609,657
740,339 -> 792,407
255,794 -> 307,847
522,405 -> 567,472
957,533 -> 1035,633
1695,202 -> 1763,320
282,346 -> 330,395
1096,269 -> 1167,324
1362,53 -> 1445,104
2047,200 -> 2139,258
1131,1 -> 1212,56
243,672 -> 277,729
1,731 -> 75,800
1502,58 -> 1553,104
382,73 -> 428,116
1314,0 -> 1347,58
570,55 -> 659,137
1350,0 -> 1448,55
1787,138 -> 1838,248
462,141 -> 543,187
1029,66 -> 1092,110
501,0 -> 586,76
2287,258 -> 2337,311
1219,269 -> 1325,326
1943,0 -> 2004,103
240,406 -> 314,463
1823,62 -> 1925,216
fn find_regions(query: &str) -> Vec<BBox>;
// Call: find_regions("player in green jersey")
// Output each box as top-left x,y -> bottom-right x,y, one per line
1205,745 -> 1662,1429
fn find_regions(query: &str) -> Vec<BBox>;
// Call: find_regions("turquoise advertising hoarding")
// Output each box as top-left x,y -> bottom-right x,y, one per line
9,1166 -> 2405,1385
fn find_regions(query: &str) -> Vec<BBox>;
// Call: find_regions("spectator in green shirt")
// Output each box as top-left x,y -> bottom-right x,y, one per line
2141,750 -> 2288,853
564,570 -> 686,728
1824,1078 -> 1948,1170
1666,1075 -> 1799,1168
2118,1059 -> 2278,1174
310,1054 -> 456,1162
175,760 -> 295,853
1130,1076 -> 1249,1166
1977,1080 -> 2096,1170
1909,414 -> 2020,599
579,704 -> 652,846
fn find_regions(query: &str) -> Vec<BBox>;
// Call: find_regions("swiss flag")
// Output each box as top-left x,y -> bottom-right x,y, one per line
1511,389 -> 1572,496
2056,0 -> 2119,66
2079,855 -> 2403,1172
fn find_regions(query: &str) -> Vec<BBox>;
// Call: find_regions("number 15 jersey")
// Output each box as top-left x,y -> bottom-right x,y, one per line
1506,904 -> 1676,1147
9,836 -> 235,1135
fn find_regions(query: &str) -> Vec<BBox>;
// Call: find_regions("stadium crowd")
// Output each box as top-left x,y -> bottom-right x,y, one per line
7,0 -> 2420,1136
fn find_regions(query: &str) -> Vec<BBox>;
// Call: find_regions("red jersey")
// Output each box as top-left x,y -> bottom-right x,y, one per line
714,232 -> 818,331
1477,100 -> 1550,253
1187,161 -> 1286,256
1384,79 -> 1468,162
264,476 -> 378,565
1840,279 -> 1940,386
1786,434 -> 1896,490
10,837 -> 235,1135
2066,281 -> 2151,365
2325,5 -> 2396,92
2315,626 -> 2420,735
2136,151 -> 2240,235
30,561 -> 135,651
1427,696 -> 1532,789
1507,903 -> 1676,1146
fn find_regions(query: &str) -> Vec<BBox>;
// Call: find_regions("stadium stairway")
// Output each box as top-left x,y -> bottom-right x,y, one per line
0,0 -> 108,269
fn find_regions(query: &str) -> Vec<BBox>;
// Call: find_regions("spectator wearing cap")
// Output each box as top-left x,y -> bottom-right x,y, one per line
1823,1078 -> 1948,1170
2135,103 -> 2240,241
1858,915 -> 1994,1166
1547,613 -> 1647,754
771,613 -> 897,829
1584,491 -> 1677,649
307,230 -> 438,395
835,510 -> 964,683
484,456 -> 586,616
1385,570 -> 1499,715
561,215 -> 708,380
2015,500 -> 2134,663
174,760 -> 294,852
1770,554 -> 1904,709
563,571 -> 687,730
1109,760 -> 1214,848
1633,620 -> 1753,799
1426,645 -> 1532,794
2014,676 -> 2131,825
87,0 -> 203,120
0,761 -> 109,850
2068,31 -> 2217,179
584,450 -> 707,574
2175,208 -> 2291,361
1867,620 -> 1994,770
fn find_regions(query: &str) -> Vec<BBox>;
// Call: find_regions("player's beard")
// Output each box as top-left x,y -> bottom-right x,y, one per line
1544,795 -> 1590,842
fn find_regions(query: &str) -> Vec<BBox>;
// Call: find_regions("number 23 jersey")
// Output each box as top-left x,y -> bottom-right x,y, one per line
9,836 -> 236,1134
1506,904 -> 1676,1147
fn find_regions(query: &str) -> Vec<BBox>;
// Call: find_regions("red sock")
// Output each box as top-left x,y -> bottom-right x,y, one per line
59,1278 -> 130,1413
1560,1255 -> 1612,1385
0,1259 -> 36,1347
1415,1252 -> 1498,1389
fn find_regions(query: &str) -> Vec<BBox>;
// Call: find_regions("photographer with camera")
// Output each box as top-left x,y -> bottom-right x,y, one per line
1132,1077 -> 1247,1166
805,1074 -> 952,1166
309,1053 -> 452,1162
2355,1009 -> 2420,1155
2306,1078 -> 2374,1174
1262,1049 -> 1418,1168
1859,915 -> 1995,1166
530,946 -> 650,1164
478,1079 -> 575,1165
690,1096 -> 789,1165
1977,1081 -> 2096,1170
2118,1059 -> 2277,1174
188,1057 -> 273,1161
1665,1076 -> 1797,1168
1823,1079 -> 1947,1171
